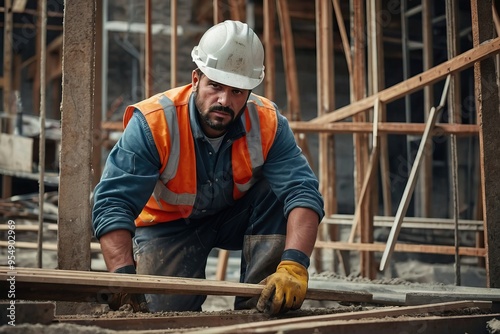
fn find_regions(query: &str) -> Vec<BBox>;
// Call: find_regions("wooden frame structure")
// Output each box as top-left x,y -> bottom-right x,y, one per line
289,0 -> 500,285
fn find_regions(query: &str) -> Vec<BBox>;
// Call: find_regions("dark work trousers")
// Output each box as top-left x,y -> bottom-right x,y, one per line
133,179 -> 287,312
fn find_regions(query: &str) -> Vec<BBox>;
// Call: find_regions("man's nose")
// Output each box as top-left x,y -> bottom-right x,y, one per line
217,90 -> 230,106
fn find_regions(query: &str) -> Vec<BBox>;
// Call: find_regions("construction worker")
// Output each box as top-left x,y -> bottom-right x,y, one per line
92,20 -> 324,315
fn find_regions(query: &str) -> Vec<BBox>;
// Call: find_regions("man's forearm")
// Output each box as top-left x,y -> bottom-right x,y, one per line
285,207 -> 320,257
99,229 -> 135,272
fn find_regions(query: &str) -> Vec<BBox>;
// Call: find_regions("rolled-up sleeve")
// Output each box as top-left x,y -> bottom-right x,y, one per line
92,111 -> 161,239
262,111 -> 325,221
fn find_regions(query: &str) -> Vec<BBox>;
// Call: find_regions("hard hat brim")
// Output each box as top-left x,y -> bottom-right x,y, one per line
195,63 -> 265,91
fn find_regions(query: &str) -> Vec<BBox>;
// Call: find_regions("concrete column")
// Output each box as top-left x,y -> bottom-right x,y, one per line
58,1 -> 95,272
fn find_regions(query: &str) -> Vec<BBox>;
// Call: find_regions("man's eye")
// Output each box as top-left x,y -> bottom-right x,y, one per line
233,90 -> 242,95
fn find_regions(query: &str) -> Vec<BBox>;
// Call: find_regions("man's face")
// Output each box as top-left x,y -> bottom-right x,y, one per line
192,70 -> 250,138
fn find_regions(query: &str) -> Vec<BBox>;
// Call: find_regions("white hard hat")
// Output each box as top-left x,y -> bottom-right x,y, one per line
191,20 -> 265,90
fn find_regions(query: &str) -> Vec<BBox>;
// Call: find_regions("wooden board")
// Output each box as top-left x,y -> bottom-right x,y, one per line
0,133 -> 33,173
0,267 -> 372,304
182,301 -> 492,334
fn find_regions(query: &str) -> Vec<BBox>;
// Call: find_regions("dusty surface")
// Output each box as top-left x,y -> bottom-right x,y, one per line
0,218 -> 494,332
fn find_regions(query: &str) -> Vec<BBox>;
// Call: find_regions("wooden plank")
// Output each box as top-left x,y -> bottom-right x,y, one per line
12,0 -> 28,12
0,267 -> 373,304
102,120 -> 481,136
445,0 -> 462,286
348,99 -> 381,243
332,0 -> 351,75
324,214 -> 484,231
309,37 -> 500,124
58,307 -> 499,333
0,224 -> 58,231
406,291 -> 500,305
2,0 -> 13,199
170,0 -> 177,87
145,0 -> 153,98
289,121 -> 479,135
0,241 -> 101,252
309,276 -> 500,305
315,241 -> 486,257
215,249 -> 229,281
350,0 -> 373,279
314,0 -> 338,274
472,0 -> 500,289
0,133 -> 33,173
416,0 -> 434,219
183,301 -> 491,334
379,75 -> 451,272
276,0 -> 300,121
195,313 -> 500,334
263,0 -> 276,100
58,312 -> 272,331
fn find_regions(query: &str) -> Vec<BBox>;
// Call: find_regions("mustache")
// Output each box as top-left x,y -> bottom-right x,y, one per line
209,105 -> 235,117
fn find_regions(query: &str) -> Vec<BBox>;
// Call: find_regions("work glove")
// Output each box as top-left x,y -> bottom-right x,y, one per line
256,260 -> 309,315
104,265 -> 149,313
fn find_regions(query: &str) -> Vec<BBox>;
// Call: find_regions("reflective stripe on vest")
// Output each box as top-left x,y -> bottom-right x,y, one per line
151,95 -> 196,208
235,96 -> 264,193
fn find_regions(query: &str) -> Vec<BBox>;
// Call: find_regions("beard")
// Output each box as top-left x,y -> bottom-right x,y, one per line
194,92 -> 237,132
193,89 -> 251,134
204,105 -> 235,131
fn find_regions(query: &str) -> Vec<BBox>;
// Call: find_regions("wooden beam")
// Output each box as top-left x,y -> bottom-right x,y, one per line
276,0 -> 300,121
332,0 -> 351,75
289,121 -> 479,135
263,0 -> 276,100
379,75 -> 451,272
315,241 -> 486,257
215,249 -> 229,281
180,301 -> 491,334
348,99 -> 381,243
2,0 -> 13,199
324,214 -> 484,231
315,0 -> 338,274
145,0 -> 153,97
446,0 -> 463,286
170,0 -> 178,87
0,267 -> 373,304
472,0 -> 500,289
0,241 -> 101,252
59,312 -> 272,331
12,0 -> 27,13
416,0 -> 434,219
104,121 -> 480,136
309,37 -> 500,124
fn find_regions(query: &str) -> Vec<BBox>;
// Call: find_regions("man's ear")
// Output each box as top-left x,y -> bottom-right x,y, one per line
192,70 -> 199,91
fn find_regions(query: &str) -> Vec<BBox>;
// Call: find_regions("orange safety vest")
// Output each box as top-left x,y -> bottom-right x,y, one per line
123,84 -> 278,227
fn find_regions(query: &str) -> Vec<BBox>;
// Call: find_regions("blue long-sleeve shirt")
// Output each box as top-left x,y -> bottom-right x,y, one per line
92,93 -> 324,239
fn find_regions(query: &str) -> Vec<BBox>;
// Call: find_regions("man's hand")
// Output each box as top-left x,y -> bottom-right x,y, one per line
106,290 -> 149,312
256,260 -> 308,315
104,265 -> 149,312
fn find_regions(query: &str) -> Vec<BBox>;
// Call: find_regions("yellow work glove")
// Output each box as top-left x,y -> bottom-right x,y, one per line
256,260 -> 308,315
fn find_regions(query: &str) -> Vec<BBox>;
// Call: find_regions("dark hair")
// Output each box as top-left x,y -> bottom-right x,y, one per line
194,68 -> 204,79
